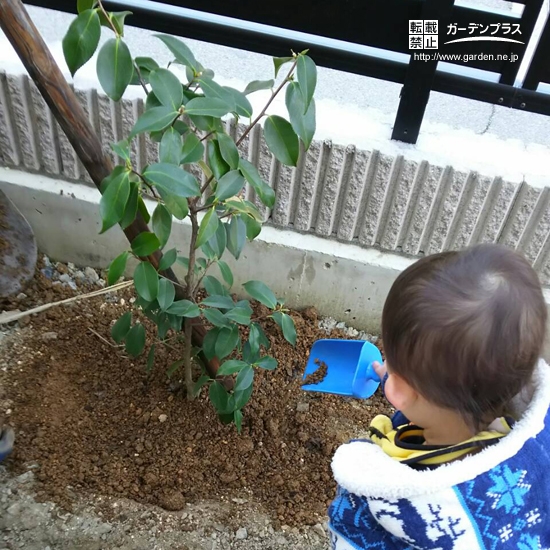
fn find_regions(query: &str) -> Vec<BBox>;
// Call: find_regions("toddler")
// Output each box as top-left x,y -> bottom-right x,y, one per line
328,244 -> 550,549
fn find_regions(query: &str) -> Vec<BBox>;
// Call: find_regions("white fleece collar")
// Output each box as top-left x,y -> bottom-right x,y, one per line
331,360 -> 550,501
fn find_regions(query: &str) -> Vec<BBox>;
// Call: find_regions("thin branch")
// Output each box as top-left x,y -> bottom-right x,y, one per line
0,281 -> 133,325
88,327 -> 123,349
236,58 -> 298,147
200,131 -> 215,142
200,175 -> 214,196
192,260 -> 214,298
133,62 -> 149,96
97,1 -> 119,36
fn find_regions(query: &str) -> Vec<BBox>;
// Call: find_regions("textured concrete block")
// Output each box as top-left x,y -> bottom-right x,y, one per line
121,99 -> 139,170
335,147 -> 371,242
401,163 -> 443,255
98,94 -> 116,166
520,188 -> 550,263
477,179 -> 518,244
293,141 -> 322,232
271,160 -> 293,227
6,75 -> 38,170
28,83 -> 59,175
0,72 -> 19,166
379,158 -> 418,251
314,142 -> 346,237
499,184 -> 541,250
358,153 -> 394,247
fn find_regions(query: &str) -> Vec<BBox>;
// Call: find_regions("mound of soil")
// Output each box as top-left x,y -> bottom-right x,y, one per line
1,266 -> 390,527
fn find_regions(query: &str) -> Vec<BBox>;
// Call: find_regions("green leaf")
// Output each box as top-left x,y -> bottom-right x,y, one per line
159,127 -> 182,165
209,381 -> 232,415
77,0 -> 96,12
193,374 -> 210,397
63,9 -> 101,77
243,79 -> 274,95
155,34 -> 198,71
224,87 -> 253,118
196,207 -> 219,249
99,169 -> 131,233
158,190 -> 189,220
207,222 -> 227,259
234,409 -> 243,433
215,170 -> 245,202
248,323 -> 261,354
173,120 -> 189,135
185,97 -> 233,118
111,311 -> 131,343
111,139 -> 130,163
215,325 -> 240,359
264,115 -> 299,167
166,300 -> 200,317
125,324 -> 146,357
158,248 -> 177,271
157,279 -> 175,311
234,383 -> 253,410
108,251 -> 128,285
96,38 -> 134,101
167,359 -> 184,377
286,82 -> 316,150
180,133 -> 204,164
273,56 -> 293,78
217,260 -> 233,287
235,366 -> 254,392
255,356 -> 277,370
243,280 -> 277,309
197,78 -> 235,111
217,133 -> 239,169
143,163 -> 200,197
145,90 -> 162,111
203,308 -> 231,328
149,68 -> 184,111
243,214 -> 262,241
243,341 -> 259,364
207,140 -> 230,181
225,307 -> 251,325
167,314 -> 182,332
109,11 -> 132,36
134,261 -> 159,301
152,203 -> 172,248
272,311 -> 297,346
188,114 -> 223,133
129,106 -> 178,138
226,216 -> 246,260
297,54 -> 317,113
133,56 -> 159,83
239,158 -> 275,208
201,295 -> 234,309
217,359 -> 249,376
202,327 -> 220,360
131,232 -> 161,256
203,275 -> 229,297
137,196 -> 150,224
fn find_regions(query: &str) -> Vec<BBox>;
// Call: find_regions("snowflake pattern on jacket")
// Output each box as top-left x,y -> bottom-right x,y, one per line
328,361 -> 550,550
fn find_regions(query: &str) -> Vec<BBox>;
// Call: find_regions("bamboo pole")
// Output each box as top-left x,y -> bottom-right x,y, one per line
0,0 -> 219,377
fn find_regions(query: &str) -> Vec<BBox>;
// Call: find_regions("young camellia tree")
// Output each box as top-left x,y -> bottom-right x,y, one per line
62,1 -> 317,430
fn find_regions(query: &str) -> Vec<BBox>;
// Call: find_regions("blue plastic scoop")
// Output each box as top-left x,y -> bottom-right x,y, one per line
301,339 -> 382,398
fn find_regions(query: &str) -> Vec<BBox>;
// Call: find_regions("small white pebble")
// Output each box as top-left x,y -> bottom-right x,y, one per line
159,414 -> 168,423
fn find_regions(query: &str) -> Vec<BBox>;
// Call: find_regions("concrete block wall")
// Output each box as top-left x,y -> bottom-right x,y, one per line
2,71 -> 550,284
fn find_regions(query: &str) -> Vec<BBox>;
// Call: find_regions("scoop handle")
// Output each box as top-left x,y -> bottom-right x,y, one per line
351,342 -> 382,398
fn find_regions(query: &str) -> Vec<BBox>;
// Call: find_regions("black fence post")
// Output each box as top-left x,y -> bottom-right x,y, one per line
391,0 -> 455,144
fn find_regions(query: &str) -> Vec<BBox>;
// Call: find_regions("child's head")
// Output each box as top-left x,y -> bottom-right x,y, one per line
382,244 -> 547,431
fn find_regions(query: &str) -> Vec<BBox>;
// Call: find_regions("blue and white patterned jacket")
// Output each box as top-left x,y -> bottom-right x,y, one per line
328,360 -> 550,550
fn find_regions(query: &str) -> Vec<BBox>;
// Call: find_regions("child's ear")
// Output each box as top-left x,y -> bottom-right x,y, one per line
384,373 -> 418,411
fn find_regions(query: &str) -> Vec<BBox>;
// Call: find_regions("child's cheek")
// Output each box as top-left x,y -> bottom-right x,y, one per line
383,376 -> 399,410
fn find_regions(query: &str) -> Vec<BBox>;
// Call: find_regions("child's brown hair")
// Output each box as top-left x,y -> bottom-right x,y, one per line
382,244 -> 547,429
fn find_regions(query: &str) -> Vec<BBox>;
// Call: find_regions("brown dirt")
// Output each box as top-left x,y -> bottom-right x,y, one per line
1,266 -> 391,528
302,359 -> 329,386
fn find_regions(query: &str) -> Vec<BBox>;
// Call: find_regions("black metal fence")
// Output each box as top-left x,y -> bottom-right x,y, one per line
23,0 -> 550,144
